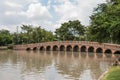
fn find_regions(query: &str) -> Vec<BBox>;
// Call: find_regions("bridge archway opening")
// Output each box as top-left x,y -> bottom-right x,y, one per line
81,46 -> 86,52
114,51 -> 120,54
40,46 -> 45,51
46,46 -> 51,51
104,49 -> 112,54
66,45 -> 72,51
88,46 -> 94,53
96,48 -> 103,53
33,47 -> 38,50
73,45 -> 79,52
53,45 -> 58,51
26,48 -> 31,51
60,45 -> 65,51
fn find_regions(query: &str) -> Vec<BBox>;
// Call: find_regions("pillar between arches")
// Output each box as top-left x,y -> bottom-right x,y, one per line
71,45 -> 74,51
86,46 -> 89,52
103,49 -> 106,53
57,45 -> 60,51
64,45 -> 67,51
112,50 -> 116,54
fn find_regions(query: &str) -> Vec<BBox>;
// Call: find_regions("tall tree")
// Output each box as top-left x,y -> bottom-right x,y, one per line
55,20 -> 85,41
88,0 -> 120,43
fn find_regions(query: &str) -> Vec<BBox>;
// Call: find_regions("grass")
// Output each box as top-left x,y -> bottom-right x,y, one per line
102,66 -> 120,80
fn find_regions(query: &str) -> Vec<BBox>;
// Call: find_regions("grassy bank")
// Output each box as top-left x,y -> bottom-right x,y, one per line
0,46 -> 8,50
0,45 -> 13,50
102,66 -> 120,80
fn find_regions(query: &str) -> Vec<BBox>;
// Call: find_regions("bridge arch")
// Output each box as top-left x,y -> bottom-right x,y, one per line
96,47 -> 103,53
53,45 -> 58,51
114,51 -> 120,54
40,46 -> 45,51
66,45 -> 72,51
60,45 -> 65,51
46,46 -> 51,51
104,49 -> 112,54
88,46 -> 94,52
26,48 -> 31,51
81,45 -> 86,52
33,47 -> 38,50
73,45 -> 79,52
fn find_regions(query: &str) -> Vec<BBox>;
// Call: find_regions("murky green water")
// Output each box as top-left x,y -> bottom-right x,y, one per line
0,50 -> 118,80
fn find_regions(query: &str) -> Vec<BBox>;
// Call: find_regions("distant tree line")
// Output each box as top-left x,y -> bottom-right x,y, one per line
0,0 -> 120,46
0,25 -> 55,46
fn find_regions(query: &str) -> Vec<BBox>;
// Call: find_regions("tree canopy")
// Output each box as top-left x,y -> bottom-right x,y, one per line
0,29 -> 13,46
55,20 -> 85,41
88,0 -> 120,43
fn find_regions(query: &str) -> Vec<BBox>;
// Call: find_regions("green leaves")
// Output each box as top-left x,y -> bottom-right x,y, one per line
88,0 -> 120,43
55,20 -> 85,41
0,29 -> 13,46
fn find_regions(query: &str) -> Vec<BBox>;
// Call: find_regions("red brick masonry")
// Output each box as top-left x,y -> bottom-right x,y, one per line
13,41 -> 120,54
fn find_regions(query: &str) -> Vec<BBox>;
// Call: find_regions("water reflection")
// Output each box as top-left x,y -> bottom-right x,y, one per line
0,50 -> 119,80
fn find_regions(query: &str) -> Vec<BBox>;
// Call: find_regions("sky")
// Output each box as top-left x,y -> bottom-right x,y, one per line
0,0 -> 106,32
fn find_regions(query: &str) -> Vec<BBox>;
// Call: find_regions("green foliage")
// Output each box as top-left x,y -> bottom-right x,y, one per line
102,67 -> 120,80
13,25 -> 55,44
88,0 -> 120,43
55,20 -> 85,41
0,29 -> 13,46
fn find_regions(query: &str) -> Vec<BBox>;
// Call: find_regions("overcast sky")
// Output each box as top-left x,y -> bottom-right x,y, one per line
0,0 -> 106,32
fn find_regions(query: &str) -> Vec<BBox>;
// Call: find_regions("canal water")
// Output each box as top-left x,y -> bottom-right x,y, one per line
0,50 -> 119,80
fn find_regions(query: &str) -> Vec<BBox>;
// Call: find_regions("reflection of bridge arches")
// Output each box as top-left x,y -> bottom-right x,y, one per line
46,46 -> 51,51
60,45 -> 65,51
88,46 -> 94,52
73,45 -> 79,52
67,45 -> 72,51
96,48 -> 103,53
104,49 -> 112,54
40,46 -> 45,51
114,51 -> 120,54
81,46 -> 86,52
53,45 -> 58,51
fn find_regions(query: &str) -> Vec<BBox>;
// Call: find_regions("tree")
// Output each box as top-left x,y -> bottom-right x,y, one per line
0,29 -> 13,46
12,25 -> 55,44
55,20 -> 85,41
88,0 -> 120,43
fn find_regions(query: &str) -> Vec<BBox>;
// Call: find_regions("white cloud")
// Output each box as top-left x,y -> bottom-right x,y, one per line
24,0 -> 39,3
0,0 -> 52,32
54,0 -> 106,26
0,0 -> 106,32
26,3 -> 52,19
5,1 -> 22,8
54,1 -> 79,23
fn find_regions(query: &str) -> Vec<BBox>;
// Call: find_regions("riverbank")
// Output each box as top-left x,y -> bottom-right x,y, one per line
101,66 -> 120,80
0,45 -> 13,50
0,46 -> 8,50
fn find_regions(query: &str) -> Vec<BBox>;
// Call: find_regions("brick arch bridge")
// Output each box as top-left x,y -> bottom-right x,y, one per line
13,41 -> 120,54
